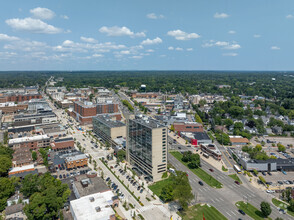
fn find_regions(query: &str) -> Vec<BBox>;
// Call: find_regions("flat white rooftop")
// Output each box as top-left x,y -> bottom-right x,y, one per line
9,164 -> 34,173
8,135 -> 49,145
70,191 -> 115,220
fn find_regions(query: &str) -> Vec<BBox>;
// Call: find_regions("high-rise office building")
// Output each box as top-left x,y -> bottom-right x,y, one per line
127,115 -> 167,182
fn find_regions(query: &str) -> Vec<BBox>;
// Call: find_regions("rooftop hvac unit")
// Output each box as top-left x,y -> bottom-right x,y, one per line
95,206 -> 101,212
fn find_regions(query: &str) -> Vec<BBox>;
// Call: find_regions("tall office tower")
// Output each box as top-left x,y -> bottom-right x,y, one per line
127,115 -> 167,182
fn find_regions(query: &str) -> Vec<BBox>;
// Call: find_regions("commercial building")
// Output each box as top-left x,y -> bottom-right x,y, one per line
0,93 -> 42,103
65,154 -> 88,169
51,137 -> 74,150
131,92 -> 159,99
229,136 -> 250,145
72,101 -> 119,125
93,115 -> 126,147
8,164 -> 37,176
200,144 -> 222,160
180,132 -> 212,145
8,134 -> 50,150
70,191 -> 116,220
12,146 -> 33,167
0,102 -> 28,114
13,111 -> 57,126
46,87 -> 67,94
127,116 -> 167,182
173,122 -> 203,133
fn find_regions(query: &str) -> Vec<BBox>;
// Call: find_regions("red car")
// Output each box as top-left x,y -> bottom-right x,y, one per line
235,181 -> 240,185
209,168 -> 214,172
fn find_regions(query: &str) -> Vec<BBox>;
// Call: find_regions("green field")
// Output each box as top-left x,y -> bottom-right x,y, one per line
170,151 -> 222,188
228,174 -> 242,184
148,176 -> 174,197
235,201 -> 265,220
178,204 -> 227,220
272,198 -> 294,217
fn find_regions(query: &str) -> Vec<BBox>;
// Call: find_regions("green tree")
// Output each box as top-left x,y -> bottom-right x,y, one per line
255,144 -> 262,151
173,171 -> 193,210
260,201 -> 271,217
188,154 -> 201,169
224,118 -> 233,128
228,106 -> 244,119
199,99 -> 207,107
32,151 -> 37,161
278,144 -> 286,152
194,113 -> 203,124
0,155 -> 12,177
157,108 -> 161,114
117,150 -> 126,162
160,185 -> 174,202
0,177 -> 15,212
288,199 -> 294,212
170,124 -> 175,132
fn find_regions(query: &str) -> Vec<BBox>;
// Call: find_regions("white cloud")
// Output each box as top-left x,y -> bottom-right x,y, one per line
80,36 -> 98,43
253,34 -> 261,38
30,7 -> 55,20
92,54 -> 103,58
175,47 -> 183,51
222,53 -> 238,56
168,46 -> 174,50
141,37 -> 162,45
214,12 -> 229,19
146,13 -> 164,19
187,48 -> 193,51
120,50 -> 131,55
202,40 -> 241,50
61,15 -> 69,20
99,26 -> 145,37
0,33 -> 19,41
4,40 -> 48,52
146,49 -> 154,52
167,30 -> 200,40
228,30 -> 236,34
6,17 -> 62,34
271,46 -> 280,50
286,14 -> 294,19
131,55 -> 143,59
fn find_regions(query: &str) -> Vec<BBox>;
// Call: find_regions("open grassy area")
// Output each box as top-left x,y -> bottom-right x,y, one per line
228,174 -> 242,184
178,204 -> 227,220
272,198 -> 294,217
170,151 -> 222,188
235,201 -> 265,220
148,176 -> 174,197
222,165 -> 228,172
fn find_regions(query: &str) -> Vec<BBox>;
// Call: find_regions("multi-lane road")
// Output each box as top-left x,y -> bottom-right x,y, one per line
169,152 -> 290,220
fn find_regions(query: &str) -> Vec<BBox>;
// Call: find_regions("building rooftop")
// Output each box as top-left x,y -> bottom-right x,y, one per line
230,137 -> 249,143
193,132 -> 210,140
93,115 -> 125,128
5,203 -> 23,216
65,154 -> 87,162
133,115 -> 165,129
70,191 -> 115,220
8,134 -> 49,145
14,111 -> 56,119
73,174 -> 110,197
75,101 -> 96,108
54,137 -> 74,143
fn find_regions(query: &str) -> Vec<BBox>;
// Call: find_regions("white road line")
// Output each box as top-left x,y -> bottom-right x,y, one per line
215,198 -> 220,202
219,198 -> 224,201
198,188 -> 203,192
231,211 -> 236,216
225,212 -> 231,217
211,199 -> 215,203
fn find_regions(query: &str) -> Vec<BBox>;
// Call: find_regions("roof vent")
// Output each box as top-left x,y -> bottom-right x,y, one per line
89,197 -> 95,202
95,206 -> 101,212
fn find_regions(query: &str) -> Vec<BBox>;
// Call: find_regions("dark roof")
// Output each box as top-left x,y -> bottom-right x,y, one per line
55,137 -> 74,143
5,204 -> 23,215
193,132 -> 210,140
9,170 -> 38,178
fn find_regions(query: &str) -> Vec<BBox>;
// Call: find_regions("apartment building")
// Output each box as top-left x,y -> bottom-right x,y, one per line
127,116 -> 167,182
0,93 -> 42,103
13,111 -> 57,126
93,115 -> 126,147
8,135 -> 50,150
51,137 -> 74,150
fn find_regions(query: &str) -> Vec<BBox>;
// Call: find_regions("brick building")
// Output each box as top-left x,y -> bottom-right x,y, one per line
131,92 -> 159,99
12,147 -> 33,167
0,93 -> 42,103
0,103 -> 28,114
65,154 -> 88,169
51,137 -> 74,150
173,122 -> 204,133
72,101 -> 119,125
8,135 -> 51,150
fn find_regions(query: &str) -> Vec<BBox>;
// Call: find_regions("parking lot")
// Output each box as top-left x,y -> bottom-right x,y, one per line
255,170 -> 294,189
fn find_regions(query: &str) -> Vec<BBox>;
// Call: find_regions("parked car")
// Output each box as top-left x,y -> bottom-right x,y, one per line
267,172 -> 272,176
198,181 -> 204,186
235,181 -> 240,185
209,168 -> 214,172
262,172 -> 266,176
239,209 -> 245,215
140,189 -> 143,193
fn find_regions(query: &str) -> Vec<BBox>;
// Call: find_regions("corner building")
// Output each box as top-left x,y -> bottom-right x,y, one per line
127,116 -> 167,182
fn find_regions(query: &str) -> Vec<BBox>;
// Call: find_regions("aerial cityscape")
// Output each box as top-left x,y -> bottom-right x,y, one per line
1,1 -> 294,220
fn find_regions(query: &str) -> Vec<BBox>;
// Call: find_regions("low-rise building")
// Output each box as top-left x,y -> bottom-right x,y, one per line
8,164 -> 37,177
181,132 -> 212,145
5,203 -> 26,220
12,147 -> 33,167
229,136 -> 250,145
173,122 -> 203,133
13,111 -> 57,126
93,115 -> 126,147
51,137 -> 74,151
8,135 -> 50,150
70,191 -> 116,220
65,154 -> 88,169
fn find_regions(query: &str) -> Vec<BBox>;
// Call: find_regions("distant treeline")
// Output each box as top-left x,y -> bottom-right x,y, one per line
1,71 -> 294,109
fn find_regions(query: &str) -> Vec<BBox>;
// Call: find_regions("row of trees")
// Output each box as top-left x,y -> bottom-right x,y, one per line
122,100 -> 134,112
181,151 -> 201,169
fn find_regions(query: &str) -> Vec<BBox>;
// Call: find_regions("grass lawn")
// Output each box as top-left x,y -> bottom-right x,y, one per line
222,165 -> 228,172
272,198 -> 294,217
179,204 -> 227,220
235,201 -> 265,220
170,151 -> 222,188
228,174 -> 242,184
148,176 -> 174,197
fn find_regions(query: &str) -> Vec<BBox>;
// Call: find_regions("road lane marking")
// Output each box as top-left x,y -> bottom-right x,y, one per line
225,212 -> 231,217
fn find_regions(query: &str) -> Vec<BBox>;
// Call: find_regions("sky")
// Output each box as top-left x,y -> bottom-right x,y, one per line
0,0 -> 294,71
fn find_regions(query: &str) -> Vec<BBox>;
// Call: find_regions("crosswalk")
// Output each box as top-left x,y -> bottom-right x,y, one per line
138,204 -> 170,217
